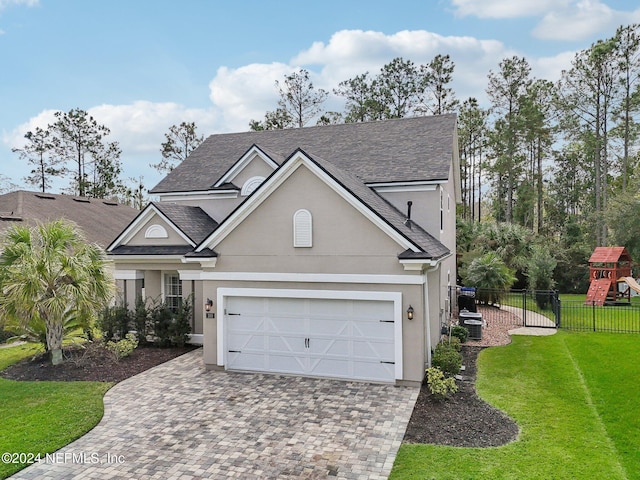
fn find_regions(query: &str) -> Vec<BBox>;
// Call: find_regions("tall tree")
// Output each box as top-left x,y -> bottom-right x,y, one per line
419,54 -> 459,115
151,121 -> 204,174
88,141 -> 123,199
49,108 -> 117,197
375,57 -> 422,118
557,39 -> 619,245
458,97 -> 488,222
0,220 -> 113,365
276,69 -> 328,128
334,73 -> 386,123
486,56 -> 532,223
613,24 -> 640,191
12,127 -> 64,193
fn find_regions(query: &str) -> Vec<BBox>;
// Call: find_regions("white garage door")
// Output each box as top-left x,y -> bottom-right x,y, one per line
225,295 -> 396,382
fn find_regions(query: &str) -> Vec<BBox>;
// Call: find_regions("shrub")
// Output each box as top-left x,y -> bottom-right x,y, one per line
450,325 -> 468,343
446,335 -> 462,351
106,333 -> 138,361
133,296 -> 152,346
425,367 -> 458,400
148,295 -> 192,347
99,304 -> 131,340
432,341 -> 462,376
465,252 -> 517,305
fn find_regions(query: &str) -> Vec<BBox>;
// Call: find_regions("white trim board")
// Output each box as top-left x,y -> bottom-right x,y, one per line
215,287 -> 403,380
178,270 -> 425,285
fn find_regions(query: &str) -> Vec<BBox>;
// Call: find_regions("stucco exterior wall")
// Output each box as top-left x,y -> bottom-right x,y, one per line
213,165 -> 411,275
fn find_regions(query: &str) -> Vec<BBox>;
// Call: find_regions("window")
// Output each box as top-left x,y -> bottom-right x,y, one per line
293,209 -> 312,247
241,176 -> 266,196
164,273 -> 182,313
145,224 -> 168,239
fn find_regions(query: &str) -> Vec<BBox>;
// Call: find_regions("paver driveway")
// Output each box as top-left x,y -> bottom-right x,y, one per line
11,349 -> 418,479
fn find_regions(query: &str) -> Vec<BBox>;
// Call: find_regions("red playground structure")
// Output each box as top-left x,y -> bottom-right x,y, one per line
585,246 -> 637,305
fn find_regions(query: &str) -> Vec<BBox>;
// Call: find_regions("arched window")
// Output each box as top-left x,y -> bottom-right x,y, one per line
241,176 -> 266,196
293,209 -> 312,247
145,224 -> 168,239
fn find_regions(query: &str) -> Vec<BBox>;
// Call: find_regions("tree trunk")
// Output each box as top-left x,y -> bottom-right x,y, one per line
46,319 -> 64,365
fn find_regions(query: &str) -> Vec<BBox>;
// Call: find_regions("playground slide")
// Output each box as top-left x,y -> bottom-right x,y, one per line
620,277 -> 640,294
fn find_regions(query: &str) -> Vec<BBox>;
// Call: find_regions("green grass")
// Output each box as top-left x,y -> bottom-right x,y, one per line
390,331 -> 639,479
0,344 -> 111,479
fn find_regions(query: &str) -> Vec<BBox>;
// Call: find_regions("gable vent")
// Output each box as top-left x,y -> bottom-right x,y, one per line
293,209 -> 312,248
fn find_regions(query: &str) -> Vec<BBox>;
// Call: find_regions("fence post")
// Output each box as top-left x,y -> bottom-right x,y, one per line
522,290 -> 527,327
555,292 -> 561,328
592,300 -> 596,332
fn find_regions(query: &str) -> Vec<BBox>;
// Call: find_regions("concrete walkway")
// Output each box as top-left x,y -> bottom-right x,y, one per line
501,305 -> 558,336
10,349 -> 418,480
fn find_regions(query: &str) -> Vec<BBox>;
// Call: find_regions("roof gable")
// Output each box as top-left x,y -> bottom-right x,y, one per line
151,115 -> 457,194
107,202 -> 218,251
213,145 -> 278,188
196,150 -> 449,261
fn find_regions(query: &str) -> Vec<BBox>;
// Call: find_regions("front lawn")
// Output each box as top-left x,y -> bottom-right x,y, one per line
0,344 -> 110,479
391,331 -> 639,479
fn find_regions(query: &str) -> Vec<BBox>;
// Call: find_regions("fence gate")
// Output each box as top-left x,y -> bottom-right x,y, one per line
449,287 -> 559,330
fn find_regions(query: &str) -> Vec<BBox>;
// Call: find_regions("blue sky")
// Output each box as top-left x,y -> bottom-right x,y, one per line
1,0 -> 639,194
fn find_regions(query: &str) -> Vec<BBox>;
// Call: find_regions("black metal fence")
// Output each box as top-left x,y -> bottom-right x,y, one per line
450,287 -> 640,334
449,287 -> 559,329
558,300 -> 640,333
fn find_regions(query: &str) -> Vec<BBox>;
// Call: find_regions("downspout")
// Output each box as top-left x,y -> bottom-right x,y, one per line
423,263 -> 440,368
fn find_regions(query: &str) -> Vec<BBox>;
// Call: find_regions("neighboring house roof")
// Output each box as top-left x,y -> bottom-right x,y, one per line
0,190 -> 139,249
151,114 -> 457,194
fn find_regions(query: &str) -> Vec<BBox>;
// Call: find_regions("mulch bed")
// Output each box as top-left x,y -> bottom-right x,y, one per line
0,343 -> 198,383
2,342 -> 518,448
403,346 -> 520,447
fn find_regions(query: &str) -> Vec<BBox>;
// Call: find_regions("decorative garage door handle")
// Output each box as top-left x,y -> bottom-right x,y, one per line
304,338 -> 310,348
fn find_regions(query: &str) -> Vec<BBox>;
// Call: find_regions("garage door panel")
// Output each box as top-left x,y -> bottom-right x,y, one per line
353,321 -> 393,339
309,358 -> 351,378
268,335 -> 307,354
269,354 -> 306,374
308,338 -> 349,356
268,316 -> 306,334
228,351 -> 267,371
353,361 -> 395,382
227,297 -> 265,315
307,319 -> 349,337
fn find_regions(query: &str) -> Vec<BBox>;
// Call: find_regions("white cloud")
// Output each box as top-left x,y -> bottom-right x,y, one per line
208,62 -> 292,131
533,0 -> 640,41
450,0 -> 571,18
0,0 -> 38,11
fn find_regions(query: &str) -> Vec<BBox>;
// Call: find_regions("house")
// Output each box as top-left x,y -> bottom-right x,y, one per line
0,190 -> 139,249
108,115 -> 460,385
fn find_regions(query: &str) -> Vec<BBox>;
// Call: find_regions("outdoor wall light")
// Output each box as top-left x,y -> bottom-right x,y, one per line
205,298 -> 213,312
407,305 -> 414,320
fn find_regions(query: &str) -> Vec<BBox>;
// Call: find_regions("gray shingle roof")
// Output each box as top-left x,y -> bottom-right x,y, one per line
151,202 -> 219,245
151,114 -> 457,194
0,190 -> 139,249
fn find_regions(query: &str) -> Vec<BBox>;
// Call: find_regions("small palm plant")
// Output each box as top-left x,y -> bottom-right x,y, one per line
0,220 -> 113,365
465,252 -> 516,305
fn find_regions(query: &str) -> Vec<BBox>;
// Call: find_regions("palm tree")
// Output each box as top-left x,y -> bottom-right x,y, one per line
0,220 -> 113,365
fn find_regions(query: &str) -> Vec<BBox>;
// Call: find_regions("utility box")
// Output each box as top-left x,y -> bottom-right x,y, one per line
460,310 -> 483,340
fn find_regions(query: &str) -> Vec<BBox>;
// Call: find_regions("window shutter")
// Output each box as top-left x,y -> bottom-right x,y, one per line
293,209 -> 312,247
